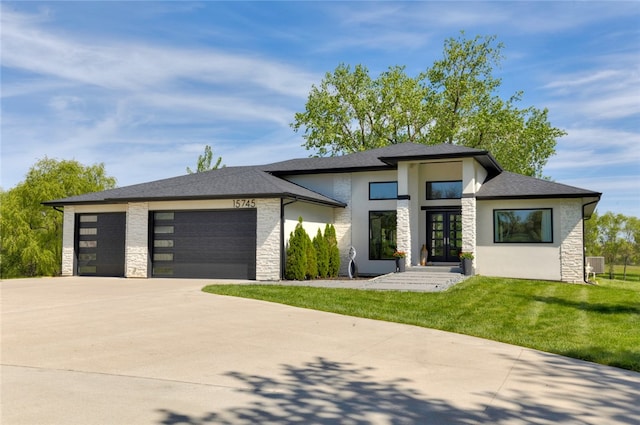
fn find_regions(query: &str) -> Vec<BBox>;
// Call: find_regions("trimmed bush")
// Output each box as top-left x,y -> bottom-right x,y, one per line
305,231 -> 318,279
285,218 -> 308,280
313,228 -> 329,278
325,223 -> 340,277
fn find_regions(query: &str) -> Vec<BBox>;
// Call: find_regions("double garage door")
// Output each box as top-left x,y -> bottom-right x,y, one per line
76,210 -> 257,279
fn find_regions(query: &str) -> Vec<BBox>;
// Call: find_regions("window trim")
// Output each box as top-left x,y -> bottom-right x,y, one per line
369,181 -> 398,200
493,208 -> 554,244
426,180 -> 463,200
368,210 -> 397,260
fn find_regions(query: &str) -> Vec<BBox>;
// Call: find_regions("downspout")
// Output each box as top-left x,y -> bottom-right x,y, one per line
582,199 -> 600,283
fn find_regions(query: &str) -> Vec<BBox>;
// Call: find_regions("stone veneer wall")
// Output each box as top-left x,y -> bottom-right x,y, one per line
560,200 -> 584,283
61,206 -> 76,276
125,202 -> 149,278
333,175 -> 352,276
396,199 -> 411,267
461,197 -> 477,266
256,198 -> 281,281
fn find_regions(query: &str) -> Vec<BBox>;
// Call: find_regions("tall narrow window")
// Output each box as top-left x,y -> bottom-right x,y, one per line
494,209 -> 553,243
369,211 -> 397,260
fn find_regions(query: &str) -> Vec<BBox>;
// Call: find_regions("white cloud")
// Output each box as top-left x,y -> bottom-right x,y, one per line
1,8 -> 317,97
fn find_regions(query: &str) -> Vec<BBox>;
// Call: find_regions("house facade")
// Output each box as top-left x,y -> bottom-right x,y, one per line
46,143 -> 601,283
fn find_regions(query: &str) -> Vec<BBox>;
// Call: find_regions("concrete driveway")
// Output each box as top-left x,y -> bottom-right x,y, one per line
1,277 -> 638,424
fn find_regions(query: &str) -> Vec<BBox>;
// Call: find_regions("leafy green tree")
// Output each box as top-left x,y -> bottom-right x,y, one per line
584,211 -> 601,257
0,158 -> 116,278
186,144 -> 223,174
285,218 -> 308,280
620,216 -> 640,279
598,212 -> 625,279
292,33 -> 565,177
313,228 -> 329,278
324,224 -> 340,277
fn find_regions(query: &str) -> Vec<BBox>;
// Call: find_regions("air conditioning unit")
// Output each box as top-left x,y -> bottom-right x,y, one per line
586,257 -> 605,274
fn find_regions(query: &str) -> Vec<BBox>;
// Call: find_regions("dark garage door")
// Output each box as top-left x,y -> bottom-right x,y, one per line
151,210 -> 257,279
76,213 -> 126,277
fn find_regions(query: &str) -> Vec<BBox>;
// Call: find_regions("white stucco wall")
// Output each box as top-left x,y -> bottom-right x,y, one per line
284,202 -> 336,245
476,199 -> 585,282
351,170 -> 398,275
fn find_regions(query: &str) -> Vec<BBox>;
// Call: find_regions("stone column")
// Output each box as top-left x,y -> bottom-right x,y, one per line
461,196 -> 476,267
125,202 -> 149,278
560,200 -> 584,283
397,199 -> 411,268
61,206 -> 75,276
256,198 -> 281,281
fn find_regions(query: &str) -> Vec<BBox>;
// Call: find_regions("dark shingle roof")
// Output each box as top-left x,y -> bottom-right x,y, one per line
45,166 -> 346,207
477,171 -> 601,199
262,142 -> 499,174
44,143 -> 600,207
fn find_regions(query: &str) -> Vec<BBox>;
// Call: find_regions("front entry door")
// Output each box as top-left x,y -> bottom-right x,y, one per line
427,211 -> 462,262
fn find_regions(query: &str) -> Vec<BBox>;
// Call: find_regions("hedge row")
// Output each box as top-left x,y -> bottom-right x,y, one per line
285,218 -> 340,280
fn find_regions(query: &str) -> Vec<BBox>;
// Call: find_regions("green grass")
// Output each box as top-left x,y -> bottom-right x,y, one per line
600,264 -> 640,282
203,277 -> 640,372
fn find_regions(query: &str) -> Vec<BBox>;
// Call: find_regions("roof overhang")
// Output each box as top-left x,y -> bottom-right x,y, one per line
476,193 -> 602,219
379,151 -> 503,176
43,193 -> 346,209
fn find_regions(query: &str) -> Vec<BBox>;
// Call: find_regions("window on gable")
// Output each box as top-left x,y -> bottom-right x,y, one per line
494,208 -> 553,243
369,182 -> 398,200
369,211 -> 397,260
426,181 -> 462,199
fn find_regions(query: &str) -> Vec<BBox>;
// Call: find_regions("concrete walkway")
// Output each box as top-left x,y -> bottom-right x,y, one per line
249,266 -> 468,292
2,277 -> 638,424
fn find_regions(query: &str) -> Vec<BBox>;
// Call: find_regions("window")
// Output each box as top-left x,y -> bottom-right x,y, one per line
154,239 -> 174,248
426,181 -> 462,199
369,211 -> 397,260
154,212 -> 174,220
369,182 -> 398,200
78,266 -> 97,274
153,253 -> 174,261
154,225 -> 174,234
78,253 -> 97,261
494,209 -> 553,243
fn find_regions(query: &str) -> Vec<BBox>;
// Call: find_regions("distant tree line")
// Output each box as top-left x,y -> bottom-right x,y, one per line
585,212 -> 640,279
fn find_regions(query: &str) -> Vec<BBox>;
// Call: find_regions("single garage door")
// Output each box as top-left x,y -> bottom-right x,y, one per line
151,210 -> 257,279
76,212 -> 126,277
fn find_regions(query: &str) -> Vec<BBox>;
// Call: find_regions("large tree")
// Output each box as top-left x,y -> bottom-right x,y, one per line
0,158 -> 116,278
292,33 -> 565,177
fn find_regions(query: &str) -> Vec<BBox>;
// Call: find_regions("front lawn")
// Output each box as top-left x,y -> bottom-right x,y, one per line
203,277 -> 640,372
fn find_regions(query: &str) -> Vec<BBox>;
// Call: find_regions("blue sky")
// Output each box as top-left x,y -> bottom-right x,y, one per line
2,1 -> 639,216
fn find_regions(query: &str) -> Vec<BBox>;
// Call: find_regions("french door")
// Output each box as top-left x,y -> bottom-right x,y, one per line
427,210 -> 462,263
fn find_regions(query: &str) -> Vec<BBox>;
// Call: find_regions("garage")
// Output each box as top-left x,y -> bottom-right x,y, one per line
76,212 -> 126,277
150,210 -> 257,279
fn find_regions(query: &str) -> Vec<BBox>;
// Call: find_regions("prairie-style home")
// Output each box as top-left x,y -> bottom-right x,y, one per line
46,143 -> 601,282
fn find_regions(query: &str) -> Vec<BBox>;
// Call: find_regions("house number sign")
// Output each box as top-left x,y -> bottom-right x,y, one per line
233,199 -> 256,208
